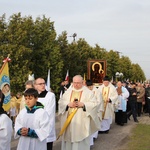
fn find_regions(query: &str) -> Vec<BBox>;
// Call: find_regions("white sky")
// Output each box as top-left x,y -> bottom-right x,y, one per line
1,0 -> 150,79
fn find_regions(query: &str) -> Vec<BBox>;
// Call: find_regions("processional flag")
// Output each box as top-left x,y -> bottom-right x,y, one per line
46,69 -> 50,91
28,74 -> 35,81
0,55 -> 11,111
65,70 -> 69,81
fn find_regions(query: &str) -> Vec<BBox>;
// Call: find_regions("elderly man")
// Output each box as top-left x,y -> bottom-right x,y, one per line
115,81 -> 129,126
58,75 -> 100,150
97,76 -> 118,133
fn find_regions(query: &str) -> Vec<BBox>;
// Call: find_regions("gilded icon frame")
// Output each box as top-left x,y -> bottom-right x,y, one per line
87,60 -> 107,84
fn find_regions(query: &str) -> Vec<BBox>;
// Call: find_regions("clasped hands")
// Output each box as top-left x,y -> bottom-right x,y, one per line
20,127 -> 28,136
68,101 -> 84,108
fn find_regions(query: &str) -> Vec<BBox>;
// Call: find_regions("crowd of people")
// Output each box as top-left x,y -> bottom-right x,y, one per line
58,75 -> 150,150
0,74 -> 150,150
0,77 -> 56,150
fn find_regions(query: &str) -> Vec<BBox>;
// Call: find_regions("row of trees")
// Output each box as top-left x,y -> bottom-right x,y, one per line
0,13 -> 146,99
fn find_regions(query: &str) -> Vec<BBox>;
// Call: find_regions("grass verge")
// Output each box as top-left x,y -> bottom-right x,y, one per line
126,123 -> 150,150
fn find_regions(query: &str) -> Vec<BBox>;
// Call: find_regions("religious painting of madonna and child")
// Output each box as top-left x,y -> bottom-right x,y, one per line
87,60 -> 107,84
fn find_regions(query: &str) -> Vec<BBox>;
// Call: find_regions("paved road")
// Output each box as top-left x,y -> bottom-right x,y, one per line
11,113 -> 149,150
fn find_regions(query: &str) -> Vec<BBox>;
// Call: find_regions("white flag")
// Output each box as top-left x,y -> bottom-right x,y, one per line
28,74 -> 34,81
111,76 -> 114,83
46,69 -> 50,91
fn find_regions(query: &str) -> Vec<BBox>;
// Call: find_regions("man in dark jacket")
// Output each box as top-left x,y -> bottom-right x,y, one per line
145,84 -> 150,117
127,83 -> 139,122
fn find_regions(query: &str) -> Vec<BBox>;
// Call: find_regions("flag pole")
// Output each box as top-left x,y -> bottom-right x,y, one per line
83,73 -> 86,81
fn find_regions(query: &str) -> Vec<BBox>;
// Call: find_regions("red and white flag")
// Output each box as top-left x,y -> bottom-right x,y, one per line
65,70 -> 69,81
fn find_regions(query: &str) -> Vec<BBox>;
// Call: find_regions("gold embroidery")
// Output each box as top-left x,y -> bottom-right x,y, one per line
102,87 -> 110,119
68,90 -> 82,114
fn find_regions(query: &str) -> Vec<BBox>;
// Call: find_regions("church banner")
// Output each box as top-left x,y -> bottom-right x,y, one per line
0,56 -> 11,111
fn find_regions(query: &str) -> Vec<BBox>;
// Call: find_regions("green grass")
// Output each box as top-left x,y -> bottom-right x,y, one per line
126,124 -> 150,150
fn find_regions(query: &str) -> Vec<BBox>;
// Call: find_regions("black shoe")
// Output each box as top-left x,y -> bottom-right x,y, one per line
134,119 -> 139,123
104,130 -> 109,134
117,123 -> 124,126
127,116 -> 130,120
120,123 -> 124,126
98,131 -> 104,134
98,130 -> 109,134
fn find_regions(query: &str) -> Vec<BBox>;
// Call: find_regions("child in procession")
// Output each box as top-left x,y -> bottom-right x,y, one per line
14,88 -> 51,150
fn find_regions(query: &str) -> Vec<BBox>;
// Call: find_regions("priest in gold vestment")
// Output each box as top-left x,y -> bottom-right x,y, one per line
58,75 -> 100,150
97,76 -> 118,133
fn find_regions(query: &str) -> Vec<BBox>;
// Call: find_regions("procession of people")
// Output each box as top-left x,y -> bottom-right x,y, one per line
0,74 -> 150,150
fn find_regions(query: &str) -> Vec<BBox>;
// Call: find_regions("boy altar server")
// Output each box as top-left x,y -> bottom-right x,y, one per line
14,88 -> 51,150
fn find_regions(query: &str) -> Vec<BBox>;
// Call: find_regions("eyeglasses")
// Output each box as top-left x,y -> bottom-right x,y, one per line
36,83 -> 45,85
73,82 -> 82,85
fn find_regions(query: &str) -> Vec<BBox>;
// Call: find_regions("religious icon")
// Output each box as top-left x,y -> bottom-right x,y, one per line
87,60 -> 106,84
1,83 -> 10,96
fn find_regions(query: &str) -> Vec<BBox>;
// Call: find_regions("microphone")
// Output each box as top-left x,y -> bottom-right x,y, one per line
74,98 -> 78,102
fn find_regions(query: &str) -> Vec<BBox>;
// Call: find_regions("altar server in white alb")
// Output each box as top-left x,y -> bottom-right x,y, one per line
97,76 -> 118,134
85,79 -> 102,146
58,75 -> 100,150
0,90 -> 13,150
14,88 -> 51,150
34,78 -> 56,150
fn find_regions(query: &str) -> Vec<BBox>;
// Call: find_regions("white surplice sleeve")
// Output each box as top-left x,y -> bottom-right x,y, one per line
0,114 -> 13,150
35,110 -> 51,141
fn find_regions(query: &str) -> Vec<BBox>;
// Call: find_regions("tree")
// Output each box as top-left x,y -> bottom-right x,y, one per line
57,31 -> 68,78
92,44 -> 107,60
131,63 -> 146,82
118,56 -> 132,80
66,38 -> 93,79
0,13 -> 33,92
105,50 -> 120,78
0,12 -> 146,96
0,13 -> 63,94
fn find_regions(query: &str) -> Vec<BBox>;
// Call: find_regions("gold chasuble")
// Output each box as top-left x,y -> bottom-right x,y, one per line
102,87 -> 110,119
57,90 -> 82,140
68,90 -> 82,115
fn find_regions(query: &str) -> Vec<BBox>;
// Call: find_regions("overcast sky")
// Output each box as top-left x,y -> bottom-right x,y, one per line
1,0 -> 150,79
